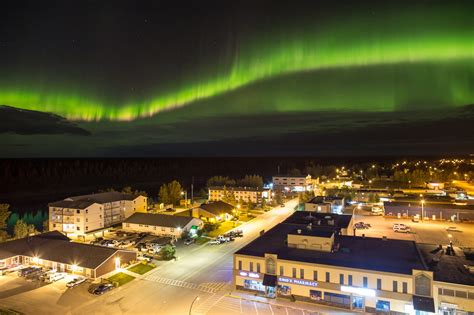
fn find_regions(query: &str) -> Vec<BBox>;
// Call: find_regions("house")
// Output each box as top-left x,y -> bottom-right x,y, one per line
305,196 -> 345,214
0,231 -> 136,279
193,201 -> 235,222
208,186 -> 272,204
122,213 -> 203,238
272,175 -> 312,192
233,213 -> 474,314
49,191 -> 147,237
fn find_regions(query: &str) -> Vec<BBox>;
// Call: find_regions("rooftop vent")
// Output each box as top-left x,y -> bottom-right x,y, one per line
297,229 -> 302,234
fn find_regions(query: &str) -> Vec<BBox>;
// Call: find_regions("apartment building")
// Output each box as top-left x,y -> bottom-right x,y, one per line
305,196 -> 345,214
272,175 -> 312,192
49,191 -> 147,237
233,212 -> 474,314
208,186 -> 271,204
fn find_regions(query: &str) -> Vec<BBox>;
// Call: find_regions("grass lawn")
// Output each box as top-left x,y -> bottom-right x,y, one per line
207,221 -> 241,238
107,272 -> 135,286
127,263 -> 155,275
195,236 -> 210,245
238,215 -> 254,222
0,309 -> 24,315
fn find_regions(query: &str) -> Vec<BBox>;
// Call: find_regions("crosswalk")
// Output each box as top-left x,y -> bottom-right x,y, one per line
143,274 -> 229,294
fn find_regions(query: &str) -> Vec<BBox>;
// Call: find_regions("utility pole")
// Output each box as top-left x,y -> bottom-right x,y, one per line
191,176 -> 194,205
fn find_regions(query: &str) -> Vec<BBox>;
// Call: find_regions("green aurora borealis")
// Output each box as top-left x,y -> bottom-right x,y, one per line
1,4 -> 473,121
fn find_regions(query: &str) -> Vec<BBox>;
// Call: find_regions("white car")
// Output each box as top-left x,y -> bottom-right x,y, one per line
209,239 -> 222,245
44,272 -> 65,283
371,207 -> 383,215
393,223 -> 410,233
66,276 -> 86,288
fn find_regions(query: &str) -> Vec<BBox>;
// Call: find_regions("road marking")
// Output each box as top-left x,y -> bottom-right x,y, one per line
269,303 -> 274,315
254,301 -> 259,315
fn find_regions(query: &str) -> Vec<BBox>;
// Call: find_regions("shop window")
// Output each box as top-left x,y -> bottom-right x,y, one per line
244,279 -> 265,292
348,275 -> 352,286
280,266 -> 284,276
250,262 -> 254,272
300,269 -> 304,279
292,268 -> 296,278
256,263 -> 261,273
402,282 -> 408,294
309,290 -> 323,301
414,274 -> 431,296
324,292 -> 350,306
363,277 -> 368,288
339,274 -> 344,285
238,261 -> 242,270
376,300 -> 390,312
393,281 -> 398,292
313,270 -> 318,281
377,279 -> 382,290
325,272 -> 330,282
278,285 -> 291,296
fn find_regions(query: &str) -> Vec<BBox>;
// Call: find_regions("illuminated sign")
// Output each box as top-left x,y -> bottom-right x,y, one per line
239,271 -> 260,279
278,277 -> 318,287
340,286 -> 376,297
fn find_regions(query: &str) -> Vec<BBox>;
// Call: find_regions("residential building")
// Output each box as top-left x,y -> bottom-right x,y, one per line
233,212 -> 474,314
122,213 -> 203,239
192,201 -> 235,222
49,192 -> 147,237
0,231 -> 136,279
272,175 -> 312,192
208,186 -> 272,204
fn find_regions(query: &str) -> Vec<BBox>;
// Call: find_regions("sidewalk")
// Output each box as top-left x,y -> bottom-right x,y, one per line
227,291 -> 357,315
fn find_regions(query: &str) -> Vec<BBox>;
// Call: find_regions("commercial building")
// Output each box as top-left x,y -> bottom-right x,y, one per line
208,186 -> 272,204
0,231 -> 136,279
122,213 -> 203,239
192,201 -> 235,222
305,196 -> 345,214
49,192 -> 147,237
272,175 -> 312,192
233,212 -> 474,314
383,201 -> 474,221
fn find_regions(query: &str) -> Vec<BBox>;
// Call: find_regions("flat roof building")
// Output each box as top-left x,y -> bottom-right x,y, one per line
233,212 -> 474,314
208,186 -> 271,204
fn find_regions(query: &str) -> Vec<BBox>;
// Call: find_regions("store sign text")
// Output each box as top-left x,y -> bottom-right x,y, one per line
240,271 -> 260,278
278,277 -> 318,287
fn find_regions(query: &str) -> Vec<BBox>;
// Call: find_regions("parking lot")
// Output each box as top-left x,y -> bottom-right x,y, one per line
350,207 -> 474,248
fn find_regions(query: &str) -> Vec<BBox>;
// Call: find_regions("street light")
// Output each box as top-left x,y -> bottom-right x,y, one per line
181,191 -> 188,208
421,199 -> 425,222
189,296 -> 199,315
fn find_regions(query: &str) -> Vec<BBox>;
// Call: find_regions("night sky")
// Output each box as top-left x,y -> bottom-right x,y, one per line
0,0 -> 473,157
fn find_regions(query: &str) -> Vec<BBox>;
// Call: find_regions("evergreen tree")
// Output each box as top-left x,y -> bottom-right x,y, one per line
0,204 -> 11,230
14,219 -> 29,239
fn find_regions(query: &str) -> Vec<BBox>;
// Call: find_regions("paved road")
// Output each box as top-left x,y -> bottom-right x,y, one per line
0,200 -> 310,315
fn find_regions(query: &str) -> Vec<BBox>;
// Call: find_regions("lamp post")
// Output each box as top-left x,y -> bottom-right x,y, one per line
181,191 -> 188,208
189,296 -> 199,315
421,199 -> 425,222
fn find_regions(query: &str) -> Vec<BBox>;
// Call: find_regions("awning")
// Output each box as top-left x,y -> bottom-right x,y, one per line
262,274 -> 277,287
413,295 -> 435,313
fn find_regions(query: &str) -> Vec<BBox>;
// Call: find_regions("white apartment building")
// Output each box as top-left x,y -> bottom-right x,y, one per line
234,212 -> 474,314
208,186 -> 272,204
49,191 -> 147,237
272,175 -> 312,192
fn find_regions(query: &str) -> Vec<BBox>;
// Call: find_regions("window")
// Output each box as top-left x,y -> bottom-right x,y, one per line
170,228 -> 175,232
402,282 -> 408,294
53,224 -> 56,228
455,291 -> 467,298
257,263 -> 261,273
76,226 -> 80,231
280,266 -> 284,276
376,300 -> 390,312
250,262 -> 254,272
363,277 -> 368,288
238,261 -> 242,270
161,227 -> 166,231
339,274 -> 344,285
125,223 -> 130,227
377,279 -> 382,290
414,274 -> 431,296
348,275 -> 352,286
300,268 -> 304,279
85,226 -> 88,231
153,226 -> 156,230
76,218 -> 80,222
292,268 -> 296,278
393,281 -> 398,292
139,224 -> 143,227
85,210 -> 88,214
325,272 -> 330,282
313,270 -> 318,281
266,257 -> 276,275
85,218 -> 88,222
76,210 -> 80,214
144,225 -> 149,228
442,289 -> 454,296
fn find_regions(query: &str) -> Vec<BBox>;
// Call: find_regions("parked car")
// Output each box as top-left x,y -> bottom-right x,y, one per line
137,255 -> 152,263
18,266 -> 41,277
91,283 -> 114,295
184,238 -> 195,246
66,276 -> 87,288
371,207 -> 383,215
44,272 -> 65,283
393,223 -> 410,233
209,239 -> 222,245
354,222 -> 370,229
446,227 -> 462,232
25,268 -> 45,279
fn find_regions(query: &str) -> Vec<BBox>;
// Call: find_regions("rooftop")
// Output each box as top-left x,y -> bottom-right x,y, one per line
283,211 -> 352,229
198,201 -> 235,215
384,201 -> 474,210
209,186 -> 267,192
273,175 -> 310,179
417,244 -> 474,286
288,228 -> 334,238
0,231 -> 134,269
236,223 -> 426,275
124,212 -> 197,228
49,191 -> 144,209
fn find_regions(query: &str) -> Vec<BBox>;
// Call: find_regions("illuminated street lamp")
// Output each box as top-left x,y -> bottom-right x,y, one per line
181,191 -> 188,208
189,296 -> 200,315
421,199 -> 425,222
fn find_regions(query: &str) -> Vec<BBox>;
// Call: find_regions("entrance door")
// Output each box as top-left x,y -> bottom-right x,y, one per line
352,296 -> 365,311
265,286 -> 276,298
